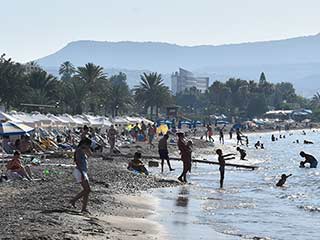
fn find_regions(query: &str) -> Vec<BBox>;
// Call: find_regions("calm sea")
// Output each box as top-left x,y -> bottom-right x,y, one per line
149,130 -> 320,240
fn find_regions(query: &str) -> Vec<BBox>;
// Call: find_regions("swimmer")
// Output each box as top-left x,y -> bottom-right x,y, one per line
254,141 -> 261,149
276,174 -> 292,187
303,140 -> 314,144
299,151 -> 318,168
236,147 -> 247,160
271,134 -> 275,142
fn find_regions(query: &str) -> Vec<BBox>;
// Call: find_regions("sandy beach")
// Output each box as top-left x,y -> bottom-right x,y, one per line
0,147 -> 179,239
1,128 -> 317,240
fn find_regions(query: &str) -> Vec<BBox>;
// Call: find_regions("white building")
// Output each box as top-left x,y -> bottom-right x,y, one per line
171,68 -> 209,95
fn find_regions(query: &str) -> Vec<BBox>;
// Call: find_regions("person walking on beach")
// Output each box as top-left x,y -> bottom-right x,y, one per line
229,129 -> 233,139
148,123 -> 156,147
158,134 -> 174,172
216,149 -> 236,188
132,123 -> 140,142
107,125 -> 117,154
177,132 -> 191,182
141,121 -> 147,141
207,125 -> 214,142
299,151 -> 318,168
70,138 -> 92,213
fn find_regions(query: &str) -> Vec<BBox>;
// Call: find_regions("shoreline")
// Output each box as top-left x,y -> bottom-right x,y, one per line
1,128 -> 318,239
0,154 -> 178,240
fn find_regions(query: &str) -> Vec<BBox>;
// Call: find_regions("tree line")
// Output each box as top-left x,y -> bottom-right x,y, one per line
175,72 -> 310,119
0,55 -> 318,120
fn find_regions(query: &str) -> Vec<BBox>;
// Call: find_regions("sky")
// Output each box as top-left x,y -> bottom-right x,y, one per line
1,0 -> 320,62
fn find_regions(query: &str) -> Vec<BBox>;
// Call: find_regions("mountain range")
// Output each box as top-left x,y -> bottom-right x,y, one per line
36,33 -> 320,96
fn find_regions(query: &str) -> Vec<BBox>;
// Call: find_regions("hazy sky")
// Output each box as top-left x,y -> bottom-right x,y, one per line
2,0 -> 320,62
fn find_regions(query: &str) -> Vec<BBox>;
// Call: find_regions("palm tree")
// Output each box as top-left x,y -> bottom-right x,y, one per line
134,72 -> 171,118
59,61 -> 76,81
63,77 -> 88,114
108,84 -> 132,117
75,63 -> 107,113
26,70 -> 61,105
76,63 -> 106,88
0,57 -> 27,109
312,92 -> 320,108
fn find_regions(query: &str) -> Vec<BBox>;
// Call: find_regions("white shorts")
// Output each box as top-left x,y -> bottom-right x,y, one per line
73,168 -> 89,183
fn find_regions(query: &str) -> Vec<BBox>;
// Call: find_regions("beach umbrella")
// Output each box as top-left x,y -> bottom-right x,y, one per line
0,121 -> 34,136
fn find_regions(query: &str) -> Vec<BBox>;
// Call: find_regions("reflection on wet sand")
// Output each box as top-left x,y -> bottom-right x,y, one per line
176,186 -> 190,207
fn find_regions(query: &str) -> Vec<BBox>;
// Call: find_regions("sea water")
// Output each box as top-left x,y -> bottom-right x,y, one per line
149,130 -> 320,240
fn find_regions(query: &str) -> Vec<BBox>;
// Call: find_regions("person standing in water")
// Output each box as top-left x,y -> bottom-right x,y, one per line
236,129 -> 243,145
219,125 -> 225,144
177,132 -> 191,182
299,151 -> 318,168
158,134 -> 174,172
216,149 -> 236,188
70,138 -> 92,213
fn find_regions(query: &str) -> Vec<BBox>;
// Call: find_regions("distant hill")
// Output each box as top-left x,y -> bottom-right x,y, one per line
36,34 -> 320,96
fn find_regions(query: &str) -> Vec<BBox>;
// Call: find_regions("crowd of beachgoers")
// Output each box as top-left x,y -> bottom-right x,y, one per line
0,116 -> 319,239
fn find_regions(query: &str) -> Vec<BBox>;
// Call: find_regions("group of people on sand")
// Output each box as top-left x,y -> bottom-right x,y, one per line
128,122 -> 157,145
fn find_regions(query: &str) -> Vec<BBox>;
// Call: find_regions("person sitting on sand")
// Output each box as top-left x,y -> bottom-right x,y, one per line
276,174 -> 292,187
128,152 -> 149,175
6,151 -> 32,181
236,147 -> 247,160
216,149 -> 236,188
299,151 -> 318,168
158,134 -> 174,173
70,138 -> 92,213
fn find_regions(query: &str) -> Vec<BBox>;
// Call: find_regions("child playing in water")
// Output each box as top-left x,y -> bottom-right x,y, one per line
236,147 -> 247,160
216,149 -> 236,188
276,174 -> 292,187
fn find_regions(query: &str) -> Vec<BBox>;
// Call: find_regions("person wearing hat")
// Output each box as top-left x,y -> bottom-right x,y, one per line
177,132 -> 191,182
